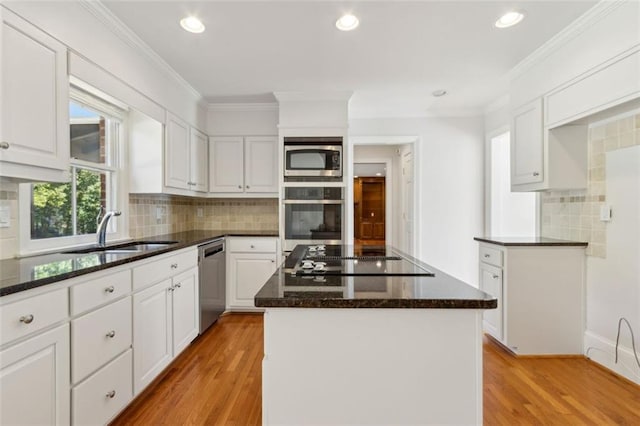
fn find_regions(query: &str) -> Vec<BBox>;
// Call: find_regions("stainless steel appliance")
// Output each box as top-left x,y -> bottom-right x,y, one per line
198,239 -> 225,333
283,187 -> 343,251
284,137 -> 342,179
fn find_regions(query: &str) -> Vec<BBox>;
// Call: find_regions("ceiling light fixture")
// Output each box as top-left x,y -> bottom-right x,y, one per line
180,16 -> 205,33
336,14 -> 359,31
432,89 -> 447,97
495,11 -> 524,28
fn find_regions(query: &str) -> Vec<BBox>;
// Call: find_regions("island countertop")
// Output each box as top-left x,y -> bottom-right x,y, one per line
0,229 -> 278,297
474,236 -> 588,246
255,245 -> 497,309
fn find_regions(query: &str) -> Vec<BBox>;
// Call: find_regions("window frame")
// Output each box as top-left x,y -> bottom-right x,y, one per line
18,85 -> 130,255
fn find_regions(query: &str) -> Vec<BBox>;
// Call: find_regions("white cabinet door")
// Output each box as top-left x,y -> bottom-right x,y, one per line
0,9 -> 69,173
165,112 -> 190,190
133,279 -> 173,395
228,252 -> 277,309
245,136 -> 278,193
511,98 -> 544,187
480,263 -> 503,341
172,267 -> 199,356
209,136 -> 244,192
190,128 -> 209,192
0,324 -> 70,426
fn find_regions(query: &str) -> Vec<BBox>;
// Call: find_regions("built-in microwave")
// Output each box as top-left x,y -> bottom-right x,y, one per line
284,137 -> 342,178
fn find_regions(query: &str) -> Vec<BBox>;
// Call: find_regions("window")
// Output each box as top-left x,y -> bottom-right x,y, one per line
20,86 -> 128,253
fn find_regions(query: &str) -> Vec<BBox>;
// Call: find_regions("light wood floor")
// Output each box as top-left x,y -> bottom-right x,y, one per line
112,313 -> 640,425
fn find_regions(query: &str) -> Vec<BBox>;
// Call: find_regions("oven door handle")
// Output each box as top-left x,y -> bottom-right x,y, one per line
283,200 -> 344,204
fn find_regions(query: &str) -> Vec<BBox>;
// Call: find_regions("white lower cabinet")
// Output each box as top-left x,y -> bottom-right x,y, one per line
0,324 -> 70,425
132,261 -> 199,395
227,237 -> 279,311
72,349 -> 133,426
478,242 -> 585,355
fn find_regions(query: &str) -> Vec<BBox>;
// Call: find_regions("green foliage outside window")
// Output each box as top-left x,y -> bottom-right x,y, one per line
31,169 -> 105,239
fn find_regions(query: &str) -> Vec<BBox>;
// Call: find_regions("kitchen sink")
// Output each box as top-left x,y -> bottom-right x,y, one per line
63,241 -> 179,254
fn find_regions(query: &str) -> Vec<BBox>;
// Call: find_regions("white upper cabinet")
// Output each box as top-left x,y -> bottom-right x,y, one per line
209,136 -> 278,196
0,8 -> 70,182
511,99 -> 544,187
129,109 -> 207,196
510,98 -> 588,192
165,112 -> 190,190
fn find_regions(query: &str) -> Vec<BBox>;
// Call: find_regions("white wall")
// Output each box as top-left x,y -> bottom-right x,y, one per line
4,1 -> 206,128
207,105 -> 279,136
350,117 -> 485,287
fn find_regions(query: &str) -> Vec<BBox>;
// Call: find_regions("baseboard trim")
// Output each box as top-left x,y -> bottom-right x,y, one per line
584,330 -> 640,385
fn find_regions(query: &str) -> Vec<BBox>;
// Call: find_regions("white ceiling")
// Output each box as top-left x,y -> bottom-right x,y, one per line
102,0 -> 597,118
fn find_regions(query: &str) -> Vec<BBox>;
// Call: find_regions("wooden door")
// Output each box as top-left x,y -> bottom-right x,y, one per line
357,177 -> 385,240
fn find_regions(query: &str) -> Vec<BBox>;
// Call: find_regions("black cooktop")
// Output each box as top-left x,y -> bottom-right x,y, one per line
285,245 -> 435,277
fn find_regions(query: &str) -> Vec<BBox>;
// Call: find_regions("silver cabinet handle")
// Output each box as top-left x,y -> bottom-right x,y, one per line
484,254 -> 490,258
533,172 -> 540,176
19,315 -> 34,324
106,390 -> 116,399
171,263 -> 178,269
168,287 -> 175,292
492,274 -> 499,279
174,282 -> 181,288
0,142 -> 9,149
105,286 -> 115,293
106,330 -> 116,338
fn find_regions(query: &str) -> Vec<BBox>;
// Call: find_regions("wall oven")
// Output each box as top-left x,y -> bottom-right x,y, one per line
284,137 -> 342,179
283,187 -> 343,251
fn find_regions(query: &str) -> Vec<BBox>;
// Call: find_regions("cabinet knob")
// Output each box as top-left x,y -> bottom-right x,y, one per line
19,314 -> 34,324
532,172 -> 540,177
174,282 -> 181,289
492,274 -> 499,279
171,263 -> 178,269
105,286 -> 115,293
0,141 -> 9,150
168,287 -> 175,292
238,185 -> 242,189
106,390 -> 116,399
246,185 -> 250,189
484,254 -> 490,258
250,245 -> 255,249
106,330 -> 116,338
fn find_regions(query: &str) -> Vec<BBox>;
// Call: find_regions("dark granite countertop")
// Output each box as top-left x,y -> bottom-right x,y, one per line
474,236 -> 588,247
255,245 -> 497,309
0,229 -> 278,297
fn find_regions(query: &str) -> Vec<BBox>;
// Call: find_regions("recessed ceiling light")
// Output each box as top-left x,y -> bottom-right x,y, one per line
495,11 -> 524,28
336,14 -> 359,31
432,89 -> 447,97
375,172 -> 382,176
180,16 -> 205,33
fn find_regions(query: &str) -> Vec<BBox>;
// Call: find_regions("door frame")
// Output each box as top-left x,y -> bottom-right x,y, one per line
347,135 -> 419,254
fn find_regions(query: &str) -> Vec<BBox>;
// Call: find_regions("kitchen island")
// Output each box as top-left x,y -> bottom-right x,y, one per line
255,245 -> 496,425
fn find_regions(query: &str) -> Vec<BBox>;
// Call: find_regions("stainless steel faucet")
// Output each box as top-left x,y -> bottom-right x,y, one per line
97,210 -> 122,247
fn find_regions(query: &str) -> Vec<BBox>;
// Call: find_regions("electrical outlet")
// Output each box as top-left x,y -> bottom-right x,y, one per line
600,205 -> 612,222
197,207 -> 203,218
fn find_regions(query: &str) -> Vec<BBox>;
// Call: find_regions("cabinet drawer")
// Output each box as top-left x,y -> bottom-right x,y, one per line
228,237 -> 277,253
1,288 -> 68,345
479,246 -> 503,268
70,270 -> 131,316
72,349 -> 133,426
132,249 -> 197,291
71,296 -> 132,384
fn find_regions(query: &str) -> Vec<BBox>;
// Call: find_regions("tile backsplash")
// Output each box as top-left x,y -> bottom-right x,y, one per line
541,112 -> 640,258
129,194 -> 278,239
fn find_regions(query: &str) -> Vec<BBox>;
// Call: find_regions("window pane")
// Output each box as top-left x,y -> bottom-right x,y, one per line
31,182 -> 73,239
70,102 -> 107,164
76,169 -> 107,235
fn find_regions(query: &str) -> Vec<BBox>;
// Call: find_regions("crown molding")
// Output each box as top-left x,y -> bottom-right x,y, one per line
274,91 -> 354,102
208,103 -> 279,112
79,0 -> 204,102
507,0 -> 627,82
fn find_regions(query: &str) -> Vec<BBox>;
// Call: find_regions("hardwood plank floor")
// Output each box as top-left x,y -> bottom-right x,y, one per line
112,314 -> 640,425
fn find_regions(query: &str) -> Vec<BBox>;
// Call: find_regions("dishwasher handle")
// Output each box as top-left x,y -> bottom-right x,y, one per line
203,244 -> 224,258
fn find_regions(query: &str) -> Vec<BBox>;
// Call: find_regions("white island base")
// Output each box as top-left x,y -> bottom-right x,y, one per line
262,308 -> 485,425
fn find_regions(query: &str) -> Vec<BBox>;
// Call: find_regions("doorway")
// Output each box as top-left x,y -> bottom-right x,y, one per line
354,167 -> 386,245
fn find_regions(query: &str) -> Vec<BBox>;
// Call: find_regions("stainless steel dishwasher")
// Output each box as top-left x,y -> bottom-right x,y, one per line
198,239 -> 225,333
